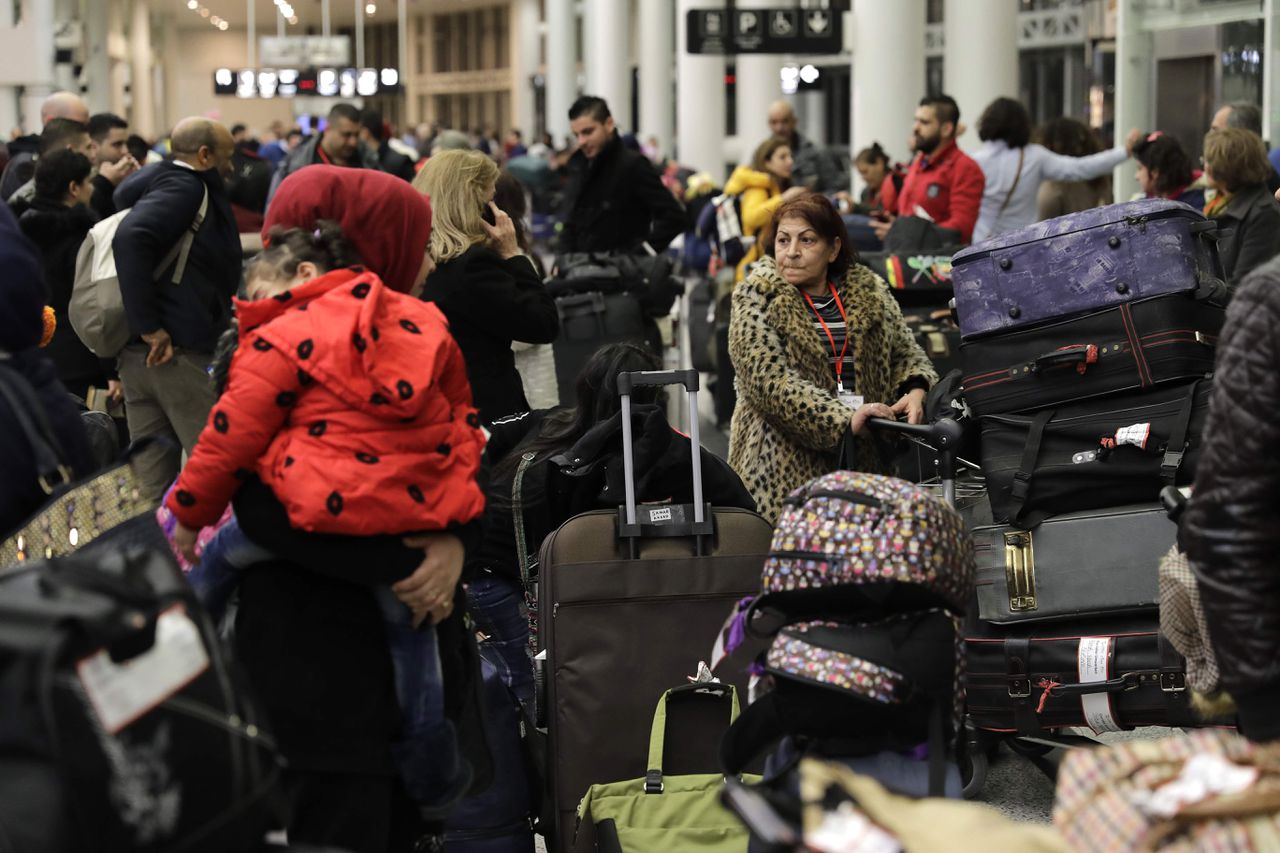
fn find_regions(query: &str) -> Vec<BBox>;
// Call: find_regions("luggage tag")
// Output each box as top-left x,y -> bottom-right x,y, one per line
1077,637 -> 1123,734
77,604 -> 210,735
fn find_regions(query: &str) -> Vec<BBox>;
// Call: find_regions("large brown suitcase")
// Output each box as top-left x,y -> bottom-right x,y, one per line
536,369 -> 773,853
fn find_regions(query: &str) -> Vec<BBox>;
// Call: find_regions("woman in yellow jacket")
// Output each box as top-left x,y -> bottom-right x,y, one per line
724,138 -> 807,280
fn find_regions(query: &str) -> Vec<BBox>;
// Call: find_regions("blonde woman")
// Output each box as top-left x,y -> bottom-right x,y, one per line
414,149 -> 559,423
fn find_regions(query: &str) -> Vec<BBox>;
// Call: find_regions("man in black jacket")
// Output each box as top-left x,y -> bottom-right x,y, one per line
113,116 -> 240,501
359,108 -> 416,182
87,112 -> 140,220
559,96 -> 685,254
266,103 -> 378,209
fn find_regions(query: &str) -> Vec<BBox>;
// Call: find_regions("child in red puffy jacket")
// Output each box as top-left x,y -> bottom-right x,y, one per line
164,222 -> 486,807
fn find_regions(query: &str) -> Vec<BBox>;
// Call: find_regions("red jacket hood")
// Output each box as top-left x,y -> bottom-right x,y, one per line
237,267 -> 454,423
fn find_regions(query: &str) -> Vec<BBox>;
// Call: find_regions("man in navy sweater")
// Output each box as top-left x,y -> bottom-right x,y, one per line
113,117 -> 240,501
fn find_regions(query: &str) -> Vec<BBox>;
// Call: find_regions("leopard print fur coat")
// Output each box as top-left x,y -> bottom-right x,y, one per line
727,256 -> 938,522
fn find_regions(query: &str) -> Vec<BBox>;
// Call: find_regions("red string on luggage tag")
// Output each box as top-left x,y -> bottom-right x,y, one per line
1035,678 -> 1061,714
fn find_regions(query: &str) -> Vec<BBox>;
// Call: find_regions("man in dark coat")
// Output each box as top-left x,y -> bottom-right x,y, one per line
266,103 -> 379,209
359,108 -> 416,182
558,95 -> 685,254
1182,254 -> 1280,743
0,91 -> 90,202
112,116 -> 240,501
87,112 -> 140,220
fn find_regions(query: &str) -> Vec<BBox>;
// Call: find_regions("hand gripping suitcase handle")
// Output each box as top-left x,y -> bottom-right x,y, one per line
617,370 -> 707,545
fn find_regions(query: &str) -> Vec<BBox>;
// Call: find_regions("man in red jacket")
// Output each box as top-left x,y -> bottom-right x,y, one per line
874,94 -> 985,245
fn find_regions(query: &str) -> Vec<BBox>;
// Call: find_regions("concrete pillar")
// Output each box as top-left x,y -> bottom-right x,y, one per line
19,0 -> 57,132
586,0 -> 629,128
516,0 -> 541,138
1114,0 -> 1153,202
675,0 -> 725,176
130,0 -> 155,139
638,0 -> 673,158
545,0 -> 576,146
734,0 -> 786,163
799,89 -> 825,148
851,0 -> 924,193
1263,0 -> 1279,148
0,0 -> 19,133
944,0 -> 1018,151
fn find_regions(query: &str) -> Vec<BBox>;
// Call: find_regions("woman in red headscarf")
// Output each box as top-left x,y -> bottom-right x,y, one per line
222,166 -> 491,852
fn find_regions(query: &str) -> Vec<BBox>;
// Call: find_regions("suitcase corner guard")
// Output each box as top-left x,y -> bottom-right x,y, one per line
1003,531 -> 1037,612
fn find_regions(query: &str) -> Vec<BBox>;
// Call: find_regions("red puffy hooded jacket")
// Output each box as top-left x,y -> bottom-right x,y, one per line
166,266 -> 486,536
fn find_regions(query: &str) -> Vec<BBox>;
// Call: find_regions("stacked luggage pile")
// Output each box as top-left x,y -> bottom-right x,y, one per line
949,198 -> 1231,758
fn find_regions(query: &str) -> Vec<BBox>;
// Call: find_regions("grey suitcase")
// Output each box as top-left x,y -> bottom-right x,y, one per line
972,503 -> 1175,624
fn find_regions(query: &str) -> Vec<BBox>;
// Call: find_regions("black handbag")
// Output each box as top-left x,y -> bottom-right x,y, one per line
980,378 -> 1209,527
0,524 -> 283,852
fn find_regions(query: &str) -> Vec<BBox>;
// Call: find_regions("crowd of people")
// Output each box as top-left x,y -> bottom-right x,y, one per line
3,80 -> 1280,852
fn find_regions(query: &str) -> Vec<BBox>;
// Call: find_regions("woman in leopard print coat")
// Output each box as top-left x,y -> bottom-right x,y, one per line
727,197 -> 938,521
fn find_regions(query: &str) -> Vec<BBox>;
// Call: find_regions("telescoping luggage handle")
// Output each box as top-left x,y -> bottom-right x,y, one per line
617,369 -> 715,555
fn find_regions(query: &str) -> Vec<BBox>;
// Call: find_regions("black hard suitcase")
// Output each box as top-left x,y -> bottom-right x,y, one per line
961,292 -> 1224,416
981,378 -> 1209,526
972,503 -> 1175,624
538,370 -> 773,853
965,616 -> 1209,734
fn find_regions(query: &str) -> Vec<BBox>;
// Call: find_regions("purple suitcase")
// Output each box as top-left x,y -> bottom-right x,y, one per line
952,199 -> 1226,340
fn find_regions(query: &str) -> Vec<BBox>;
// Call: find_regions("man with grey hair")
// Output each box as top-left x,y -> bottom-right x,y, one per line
112,116 -> 240,500
767,99 -> 848,194
0,91 -> 91,200
1211,101 -> 1280,193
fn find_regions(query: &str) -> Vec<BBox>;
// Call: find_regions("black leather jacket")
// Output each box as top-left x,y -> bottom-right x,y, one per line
1182,254 -> 1280,741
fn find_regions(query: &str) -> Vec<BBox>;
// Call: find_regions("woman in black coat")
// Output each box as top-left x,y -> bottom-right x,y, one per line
1202,127 -> 1280,288
413,149 -> 558,424
18,149 -> 117,402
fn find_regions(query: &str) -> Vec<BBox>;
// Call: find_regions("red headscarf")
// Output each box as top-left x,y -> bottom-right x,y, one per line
263,165 -> 432,294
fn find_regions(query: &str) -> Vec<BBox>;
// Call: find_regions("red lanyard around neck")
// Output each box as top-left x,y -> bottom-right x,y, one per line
802,283 -> 850,391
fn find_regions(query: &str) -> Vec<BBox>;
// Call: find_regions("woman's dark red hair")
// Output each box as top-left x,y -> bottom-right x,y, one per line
763,193 -> 857,279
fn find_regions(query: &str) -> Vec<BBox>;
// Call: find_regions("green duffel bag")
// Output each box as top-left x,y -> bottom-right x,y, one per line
576,683 -> 759,853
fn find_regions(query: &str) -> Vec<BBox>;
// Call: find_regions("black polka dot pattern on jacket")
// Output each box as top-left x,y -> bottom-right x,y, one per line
272,291 -> 293,302
352,282 -> 371,299
252,338 -> 273,351
465,413 -> 480,428
407,484 -> 424,503
326,491 -> 344,516
436,443 -> 451,456
352,332 -> 367,353
308,420 -> 327,437
285,456 -> 295,467
370,393 -> 389,406
234,468 -> 253,480
370,326 -> 380,341
297,339 -> 314,360
399,319 -> 421,335
297,369 -> 313,386
175,489 -> 196,507
355,452 -> 380,464
213,411 -> 229,433
396,380 -> 414,400
276,391 -> 297,408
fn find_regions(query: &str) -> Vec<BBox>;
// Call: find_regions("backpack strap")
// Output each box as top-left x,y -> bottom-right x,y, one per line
1161,379 -> 1201,484
512,451 -> 538,587
1009,409 -> 1054,527
160,183 -> 209,285
997,148 -> 1025,218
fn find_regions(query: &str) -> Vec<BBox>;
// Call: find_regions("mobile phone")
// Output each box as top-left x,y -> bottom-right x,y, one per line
481,203 -> 496,226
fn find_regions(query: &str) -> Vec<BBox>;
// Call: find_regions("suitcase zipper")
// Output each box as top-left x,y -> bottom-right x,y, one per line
985,392 -> 1195,428
781,491 -> 882,508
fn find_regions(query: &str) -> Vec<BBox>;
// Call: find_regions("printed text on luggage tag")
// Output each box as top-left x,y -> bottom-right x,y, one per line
1078,637 -> 1123,734
77,605 -> 210,734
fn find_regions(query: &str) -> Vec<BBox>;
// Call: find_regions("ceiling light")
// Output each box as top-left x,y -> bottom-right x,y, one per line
199,7 -> 209,17
366,3 -> 377,14
288,16 -> 298,24
210,15 -> 220,24
187,0 -> 198,8
218,20 -> 229,30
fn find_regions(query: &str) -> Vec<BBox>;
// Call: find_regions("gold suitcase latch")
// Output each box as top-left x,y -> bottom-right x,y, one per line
1004,531 -> 1037,612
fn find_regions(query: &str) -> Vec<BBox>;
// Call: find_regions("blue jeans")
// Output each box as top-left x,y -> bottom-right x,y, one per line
187,517 -> 469,813
464,572 -> 534,715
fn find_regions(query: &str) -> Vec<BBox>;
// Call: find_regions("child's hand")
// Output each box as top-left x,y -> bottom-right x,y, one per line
174,523 -> 201,565
394,532 -> 465,626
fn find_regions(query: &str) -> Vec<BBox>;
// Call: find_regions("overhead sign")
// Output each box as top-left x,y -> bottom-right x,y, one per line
686,7 -> 843,55
259,35 -> 351,66
214,67 -> 402,99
